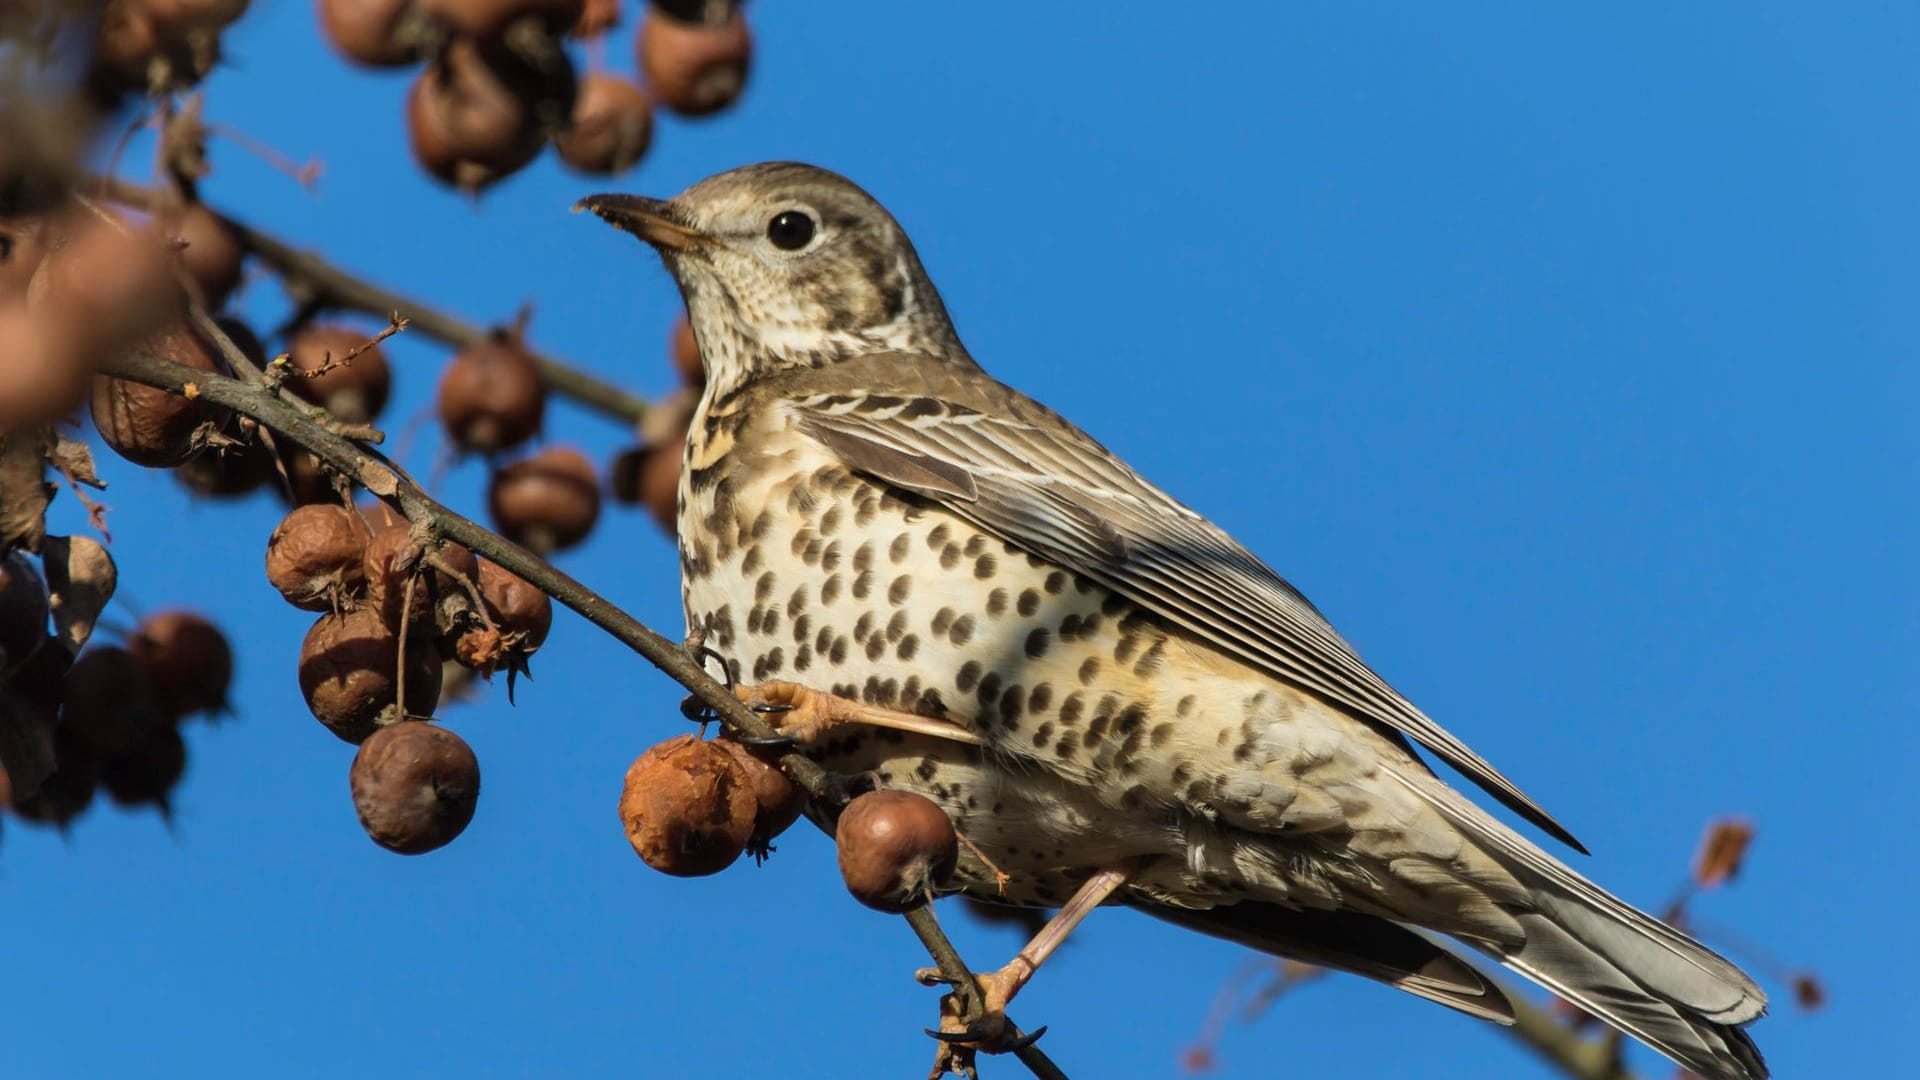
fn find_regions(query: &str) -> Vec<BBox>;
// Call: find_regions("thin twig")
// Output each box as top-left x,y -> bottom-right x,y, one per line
99,348 -> 1065,1080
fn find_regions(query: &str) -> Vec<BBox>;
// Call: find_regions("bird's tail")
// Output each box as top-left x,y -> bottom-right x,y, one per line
1390,766 -> 1770,1080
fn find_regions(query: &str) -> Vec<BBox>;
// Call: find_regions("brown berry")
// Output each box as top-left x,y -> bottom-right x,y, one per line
488,445 -> 600,553
174,434 -> 277,498
407,38 -> 574,193
835,790 -> 958,913
474,558 -> 551,650
284,324 -> 392,423
11,728 -> 100,828
669,315 -> 702,385
0,551 -> 49,678
100,725 -> 188,813
618,734 -> 756,876
349,720 -> 480,854
419,0 -> 583,39
361,522 -> 429,632
437,335 -> 546,452
554,74 -> 652,176
60,645 -> 168,758
298,607 -> 443,743
89,318 -> 220,468
317,0 -> 438,67
165,203 -> 243,309
0,302 -> 92,428
638,5 -> 750,117
265,503 -> 369,610
127,609 -> 232,720
711,736 -> 805,854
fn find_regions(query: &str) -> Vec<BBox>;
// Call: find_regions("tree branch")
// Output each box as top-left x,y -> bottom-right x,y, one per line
96,348 -> 1066,1080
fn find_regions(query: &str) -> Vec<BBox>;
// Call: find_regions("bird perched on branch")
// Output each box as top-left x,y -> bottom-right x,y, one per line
580,162 -> 1767,1080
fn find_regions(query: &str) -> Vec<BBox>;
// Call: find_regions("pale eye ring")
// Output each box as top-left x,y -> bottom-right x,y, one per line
766,210 -> 816,250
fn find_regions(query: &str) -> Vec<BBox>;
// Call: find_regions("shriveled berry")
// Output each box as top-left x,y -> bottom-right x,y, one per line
488,445 -> 600,553
127,609 -> 232,720
554,74 -> 652,176
361,522 -> 430,632
711,736 -> 804,854
100,725 -> 188,813
284,324 -> 392,423
350,720 -> 480,854
437,335 -> 546,452
618,734 -> 756,876
452,558 -> 551,674
298,608 -> 443,743
89,318 -> 220,468
835,790 -> 958,913
408,38 -> 574,192
11,728 -> 99,828
60,645 -> 168,757
638,5 -> 750,117
0,551 -> 49,678
165,203 -> 243,309
265,503 -> 369,610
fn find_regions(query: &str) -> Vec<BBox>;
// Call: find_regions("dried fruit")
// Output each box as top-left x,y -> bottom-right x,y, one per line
361,521 -> 429,631
298,607 -> 443,743
618,734 -> 756,876
669,315 -> 702,385
165,202 -> 243,308
451,558 -> 551,673
407,38 -> 575,192
418,0 -> 583,39
100,725 -> 188,813
127,609 -> 231,720
0,551 -> 49,678
174,434 -> 277,498
554,74 -> 652,176
711,736 -> 804,854
318,0 -> 437,67
488,445 -> 601,553
60,645 -> 167,757
11,728 -> 99,828
265,503 -> 369,610
284,324 -> 392,423
349,720 -> 480,854
437,333 -> 546,452
89,318 -> 220,468
638,5 -> 750,117
835,790 -> 958,913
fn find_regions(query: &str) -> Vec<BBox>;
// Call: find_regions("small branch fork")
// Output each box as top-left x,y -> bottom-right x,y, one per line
97,348 -> 1068,1080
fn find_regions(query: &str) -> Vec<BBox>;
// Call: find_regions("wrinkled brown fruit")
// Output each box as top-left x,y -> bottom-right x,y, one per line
284,324 -> 392,423
165,203 -> 243,309
60,645 -> 168,758
100,725 -> 188,812
618,734 -> 757,876
487,445 -> 601,553
554,74 -> 652,176
407,38 -> 575,192
11,728 -> 100,828
638,7 -> 750,117
361,522 -> 428,632
452,558 -> 551,673
298,607 -> 442,743
127,609 -> 232,720
318,0 -> 435,67
0,551 -> 49,678
175,435 -> 277,498
437,336 -> 546,452
265,503 -> 369,610
90,318 -> 220,468
350,720 -> 480,854
835,790 -> 959,913
710,736 -> 804,854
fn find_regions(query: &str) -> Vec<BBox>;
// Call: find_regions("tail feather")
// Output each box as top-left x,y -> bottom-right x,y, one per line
1384,763 -> 1769,1080
1138,900 -> 1515,1025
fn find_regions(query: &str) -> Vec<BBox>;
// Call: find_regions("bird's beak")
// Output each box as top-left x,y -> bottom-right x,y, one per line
574,194 -> 707,252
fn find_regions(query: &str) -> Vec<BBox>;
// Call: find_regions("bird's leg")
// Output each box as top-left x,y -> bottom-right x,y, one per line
919,865 -> 1136,1049
733,679 -> 984,747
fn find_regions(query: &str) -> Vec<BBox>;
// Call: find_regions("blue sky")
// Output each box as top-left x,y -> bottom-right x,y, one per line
6,3 -> 1911,1077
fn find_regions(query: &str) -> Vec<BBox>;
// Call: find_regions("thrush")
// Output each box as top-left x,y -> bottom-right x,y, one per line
580,163 -> 1768,1080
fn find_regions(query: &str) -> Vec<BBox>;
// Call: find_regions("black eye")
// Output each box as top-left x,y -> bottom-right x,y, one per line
767,210 -> 815,250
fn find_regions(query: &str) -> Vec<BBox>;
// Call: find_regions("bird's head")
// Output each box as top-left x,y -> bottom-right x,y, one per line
579,162 -> 965,397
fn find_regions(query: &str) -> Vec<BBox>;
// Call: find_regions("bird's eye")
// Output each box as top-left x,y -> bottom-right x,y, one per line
766,210 -> 816,251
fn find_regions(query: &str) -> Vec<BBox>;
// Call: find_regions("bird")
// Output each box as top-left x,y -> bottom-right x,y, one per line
579,162 -> 1768,1080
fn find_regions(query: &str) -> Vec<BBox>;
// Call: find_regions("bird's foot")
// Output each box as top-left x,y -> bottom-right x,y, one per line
916,964 -> 1046,1056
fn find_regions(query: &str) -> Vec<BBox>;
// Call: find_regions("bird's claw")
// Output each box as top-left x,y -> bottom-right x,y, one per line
729,730 -> 797,751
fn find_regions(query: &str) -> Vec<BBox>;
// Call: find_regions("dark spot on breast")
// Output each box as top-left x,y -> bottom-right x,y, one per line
927,523 -> 951,549
1113,634 -> 1139,664
1059,613 -> 1083,640
939,545 -> 962,569
1151,722 -> 1174,749
741,546 -> 763,574
1017,589 -> 1041,617
888,575 -> 912,604
853,542 -> 874,572
865,636 -> 886,661
821,574 -> 843,605
999,685 -> 1025,729
792,613 -> 812,645
885,611 -> 909,642
1059,693 -> 1084,727
794,645 -> 812,671
853,612 -> 875,642
1078,657 -> 1100,685
829,636 -> 849,664
976,672 -> 1003,712
819,505 -> 842,536
897,634 -> 920,661
1025,628 -> 1051,659
852,571 -> 874,599
1177,694 -> 1197,718
916,757 -> 938,782
888,533 -> 911,563
986,589 -> 1008,618
932,607 -> 956,636
821,540 -> 843,572
948,614 -> 975,646
973,554 -> 997,579
956,660 -> 982,693
1028,683 -> 1053,714
1031,722 -> 1055,749
1043,571 -> 1067,595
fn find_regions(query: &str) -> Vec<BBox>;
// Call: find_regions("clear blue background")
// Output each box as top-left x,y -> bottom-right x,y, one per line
6,3 -> 1909,1077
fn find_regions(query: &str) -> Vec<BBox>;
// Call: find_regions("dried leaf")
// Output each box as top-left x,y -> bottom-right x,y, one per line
1692,818 -> 1756,889
0,428 -> 54,552
41,533 -> 117,656
48,433 -> 103,489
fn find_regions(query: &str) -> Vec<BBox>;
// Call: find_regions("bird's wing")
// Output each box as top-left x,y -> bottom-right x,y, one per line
768,355 -> 1585,852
